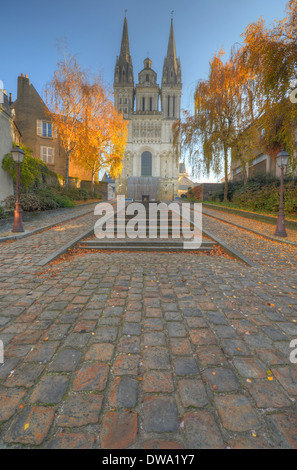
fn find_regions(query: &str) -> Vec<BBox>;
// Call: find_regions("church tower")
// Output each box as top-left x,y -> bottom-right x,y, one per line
114,16 -> 134,118
114,16 -> 182,201
161,18 -> 182,120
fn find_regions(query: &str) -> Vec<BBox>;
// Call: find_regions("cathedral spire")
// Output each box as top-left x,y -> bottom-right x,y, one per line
166,18 -> 177,73
114,16 -> 134,86
120,16 -> 131,64
162,18 -> 181,85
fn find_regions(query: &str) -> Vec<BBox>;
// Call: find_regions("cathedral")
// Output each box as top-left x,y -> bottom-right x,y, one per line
114,16 -> 182,201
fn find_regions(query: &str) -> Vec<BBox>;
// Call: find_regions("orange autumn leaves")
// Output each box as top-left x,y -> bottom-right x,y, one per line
45,53 -> 127,189
74,78 -> 128,190
177,0 -> 297,199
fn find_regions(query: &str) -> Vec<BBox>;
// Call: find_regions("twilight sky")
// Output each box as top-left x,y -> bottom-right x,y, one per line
1,0 -> 289,181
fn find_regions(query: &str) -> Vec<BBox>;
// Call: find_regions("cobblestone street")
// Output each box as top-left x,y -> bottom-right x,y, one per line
1,206 -> 297,449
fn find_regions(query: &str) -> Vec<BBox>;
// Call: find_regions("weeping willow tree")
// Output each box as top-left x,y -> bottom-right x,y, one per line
176,48 -> 256,201
240,0 -> 297,170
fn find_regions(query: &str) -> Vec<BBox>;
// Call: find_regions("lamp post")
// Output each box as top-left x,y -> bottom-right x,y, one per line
11,146 -> 24,233
274,150 -> 289,238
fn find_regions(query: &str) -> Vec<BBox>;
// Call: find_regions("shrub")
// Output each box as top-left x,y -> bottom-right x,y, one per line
52,195 -> 75,208
0,206 -> 6,219
3,193 -> 58,212
231,180 -> 297,214
2,144 -> 55,191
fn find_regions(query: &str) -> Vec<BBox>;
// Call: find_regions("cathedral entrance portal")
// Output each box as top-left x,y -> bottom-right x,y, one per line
127,177 -> 159,201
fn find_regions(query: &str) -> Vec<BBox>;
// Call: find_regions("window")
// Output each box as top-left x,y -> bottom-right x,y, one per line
172,96 -> 175,117
37,120 -> 53,138
42,122 -> 52,137
40,146 -> 54,164
142,97 -> 145,111
141,151 -> 152,176
149,97 -> 152,111
167,96 -> 170,116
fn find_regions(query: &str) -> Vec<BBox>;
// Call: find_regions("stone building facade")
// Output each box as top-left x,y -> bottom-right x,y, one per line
0,82 -> 21,202
114,17 -> 182,201
11,74 -> 93,183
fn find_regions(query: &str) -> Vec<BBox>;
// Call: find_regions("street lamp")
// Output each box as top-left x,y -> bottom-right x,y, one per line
274,150 -> 290,238
11,146 -> 24,233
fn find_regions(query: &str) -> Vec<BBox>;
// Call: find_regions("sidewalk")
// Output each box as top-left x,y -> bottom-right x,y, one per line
203,205 -> 297,246
0,202 -> 297,448
0,201 -> 101,241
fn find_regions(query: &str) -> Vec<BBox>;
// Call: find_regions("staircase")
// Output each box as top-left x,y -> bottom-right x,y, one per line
80,201 -> 217,252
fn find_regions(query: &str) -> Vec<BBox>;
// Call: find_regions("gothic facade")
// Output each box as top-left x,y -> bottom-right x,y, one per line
114,17 -> 182,201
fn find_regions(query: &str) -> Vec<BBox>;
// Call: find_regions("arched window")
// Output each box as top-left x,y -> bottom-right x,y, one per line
141,151 -> 152,177
149,97 -> 152,111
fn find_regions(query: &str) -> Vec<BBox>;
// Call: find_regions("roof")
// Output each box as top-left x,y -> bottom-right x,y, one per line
102,172 -> 115,183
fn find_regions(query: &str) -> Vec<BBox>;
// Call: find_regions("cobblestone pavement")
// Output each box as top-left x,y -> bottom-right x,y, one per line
203,206 -> 297,244
0,208 -> 297,449
202,213 -> 297,272
0,201 -> 100,238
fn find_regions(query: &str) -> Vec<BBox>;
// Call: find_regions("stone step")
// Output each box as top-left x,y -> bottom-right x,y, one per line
80,245 -> 215,252
81,239 -> 215,247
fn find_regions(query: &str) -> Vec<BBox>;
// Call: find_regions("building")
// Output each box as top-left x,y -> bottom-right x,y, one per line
11,74 -> 93,183
177,162 -> 195,197
0,81 -> 21,202
114,17 -> 182,201
230,125 -> 297,182
102,172 -> 115,200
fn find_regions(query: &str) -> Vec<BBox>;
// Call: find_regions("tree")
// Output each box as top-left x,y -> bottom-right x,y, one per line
241,0 -> 297,167
73,77 -> 128,193
45,53 -> 86,187
178,48 -> 254,201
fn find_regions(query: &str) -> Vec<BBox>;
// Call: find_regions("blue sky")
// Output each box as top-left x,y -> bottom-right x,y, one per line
1,0 -> 289,181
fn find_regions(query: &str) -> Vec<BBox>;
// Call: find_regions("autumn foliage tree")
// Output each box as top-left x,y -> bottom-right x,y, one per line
240,0 -> 297,164
178,0 -> 297,200
45,53 -> 127,189
45,54 -> 86,187
178,48 -> 255,201
74,78 -> 128,193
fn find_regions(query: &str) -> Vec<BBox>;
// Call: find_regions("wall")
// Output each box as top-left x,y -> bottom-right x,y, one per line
0,94 -> 14,202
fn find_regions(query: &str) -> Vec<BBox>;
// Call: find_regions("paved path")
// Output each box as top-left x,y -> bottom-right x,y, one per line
0,201 -> 100,239
0,207 -> 297,448
203,206 -> 297,244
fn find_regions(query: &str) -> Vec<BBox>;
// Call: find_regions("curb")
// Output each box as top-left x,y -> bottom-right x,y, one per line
37,201 -> 118,266
202,208 -> 297,249
0,202 -> 102,244
177,203 -> 258,268
202,203 -> 297,230
201,227 -> 259,268
37,227 -> 95,266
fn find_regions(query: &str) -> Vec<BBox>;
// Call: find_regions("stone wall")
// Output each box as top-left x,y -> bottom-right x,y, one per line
0,94 -> 14,202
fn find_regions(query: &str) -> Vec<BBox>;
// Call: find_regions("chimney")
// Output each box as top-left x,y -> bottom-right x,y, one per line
17,74 -> 30,101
